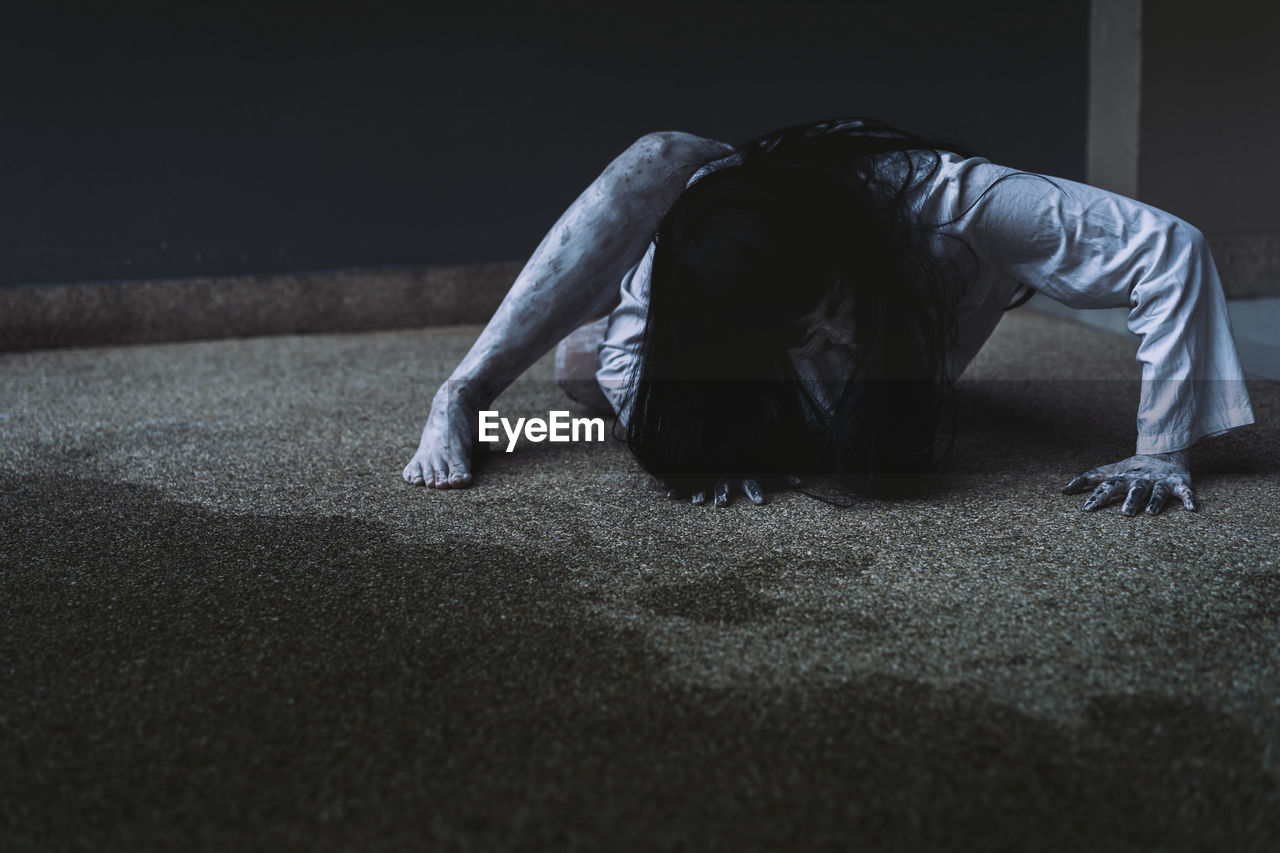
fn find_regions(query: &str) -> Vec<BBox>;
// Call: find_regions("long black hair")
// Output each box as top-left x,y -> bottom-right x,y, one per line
624,117 -> 981,500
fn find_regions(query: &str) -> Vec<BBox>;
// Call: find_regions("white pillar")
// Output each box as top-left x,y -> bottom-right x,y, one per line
1087,0 -> 1280,296
1086,0 -> 1142,199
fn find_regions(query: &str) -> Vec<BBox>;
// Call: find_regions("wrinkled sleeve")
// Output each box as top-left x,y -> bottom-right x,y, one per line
595,242 -> 654,426
595,152 -> 743,426
952,166 -> 1255,454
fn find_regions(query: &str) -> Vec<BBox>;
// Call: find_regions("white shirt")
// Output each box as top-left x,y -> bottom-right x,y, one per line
596,151 -> 1256,455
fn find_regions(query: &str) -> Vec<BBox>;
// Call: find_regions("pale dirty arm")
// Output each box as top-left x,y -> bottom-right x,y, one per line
404,131 -> 734,489
944,162 -> 1254,516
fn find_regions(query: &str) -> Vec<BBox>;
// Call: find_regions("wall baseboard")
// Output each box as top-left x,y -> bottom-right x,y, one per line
1209,235 -> 1280,299
2,235 -> 1275,352
1,262 -> 523,352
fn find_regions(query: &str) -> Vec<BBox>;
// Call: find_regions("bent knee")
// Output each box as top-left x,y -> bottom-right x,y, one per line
624,131 -> 733,169
626,131 -> 689,159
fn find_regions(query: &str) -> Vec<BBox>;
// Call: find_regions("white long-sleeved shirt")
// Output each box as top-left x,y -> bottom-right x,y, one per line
595,151 -> 1255,455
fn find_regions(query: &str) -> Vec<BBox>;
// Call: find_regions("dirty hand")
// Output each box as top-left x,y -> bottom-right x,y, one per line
665,475 -> 803,507
1061,450 -> 1194,516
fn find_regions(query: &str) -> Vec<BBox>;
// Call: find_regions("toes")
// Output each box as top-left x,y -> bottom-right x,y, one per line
691,490 -> 708,506
742,479 -> 765,505
426,465 -> 446,489
446,449 -> 472,488
713,480 -> 730,508
1174,483 -> 1197,511
1083,477 -> 1124,511
423,460 -> 472,489
403,461 -> 426,487
1145,482 -> 1172,515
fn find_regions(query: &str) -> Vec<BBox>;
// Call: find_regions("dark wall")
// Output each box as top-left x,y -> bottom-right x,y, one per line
1139,1 -> 1280,234
1,0 -> 1088,286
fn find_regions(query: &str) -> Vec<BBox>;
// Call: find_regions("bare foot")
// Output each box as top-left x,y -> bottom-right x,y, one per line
403,385 -> 480,488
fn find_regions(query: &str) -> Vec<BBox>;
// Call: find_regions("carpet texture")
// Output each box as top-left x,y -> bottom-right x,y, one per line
2,310 -> 1278,850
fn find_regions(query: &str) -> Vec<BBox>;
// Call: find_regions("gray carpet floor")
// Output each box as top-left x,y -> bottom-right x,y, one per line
2,309 -> 1278,850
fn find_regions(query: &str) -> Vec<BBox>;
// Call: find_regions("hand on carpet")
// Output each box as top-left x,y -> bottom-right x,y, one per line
1062,451 -> 1195,516
664,474 -> 807,507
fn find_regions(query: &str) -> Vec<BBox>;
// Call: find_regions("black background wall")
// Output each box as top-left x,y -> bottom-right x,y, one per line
1,0 -> 1088,286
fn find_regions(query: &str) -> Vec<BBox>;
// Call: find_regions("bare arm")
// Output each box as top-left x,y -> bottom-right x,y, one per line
404,131 -> 734,488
